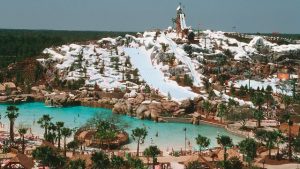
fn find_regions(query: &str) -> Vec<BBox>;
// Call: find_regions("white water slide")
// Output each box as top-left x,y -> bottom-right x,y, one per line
124,47 -> 198,101
160,33 -> 203,87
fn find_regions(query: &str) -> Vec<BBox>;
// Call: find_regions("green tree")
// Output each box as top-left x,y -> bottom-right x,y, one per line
37,114 -> 52,139
32,146 -> 66,169
110,155 -> 126,169
56,121 -> 64,149
293,135 -> 300,153
217,103 -> 227,123
202,100 -> 211,118
61,127 -> 72,156
226,109 -> 252,128
228,98 -> 239,108
91,151 -> 110,169
167,92 -> 171,100
253,109 -> 264,128
217,135 -> 233,162
282,95 -> 292,111
238,138 -> 257,167
264,93 -> 274,111
186,161 -> 202,169
32,146 -> 55,169
143,145 -> 161,169
251,92 -> 265,111
68,159 -> 86,169
144,85 -> 151,93
195,134 -> 210,155
18,128 -> 28,154
5,105 -> 19,142
67,140 -> 79,155
230,84 -> 236,96
265,130 -> 277,158
183,74 -> 193,86
127,155 -> 146,169
95,121 -> 117,150
274,130 -> 284,159
217,157 -> 243,169
266,85 -> 273,94
132,127 -> 148,157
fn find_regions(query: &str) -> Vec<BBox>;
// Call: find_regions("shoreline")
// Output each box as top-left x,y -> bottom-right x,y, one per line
0,100 -> 247,142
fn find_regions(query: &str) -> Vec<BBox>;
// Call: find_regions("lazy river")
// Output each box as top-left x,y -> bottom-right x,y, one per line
0,102 -> 243,151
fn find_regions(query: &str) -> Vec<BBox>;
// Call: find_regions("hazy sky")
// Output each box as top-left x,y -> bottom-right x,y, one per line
0,0 -> 299,33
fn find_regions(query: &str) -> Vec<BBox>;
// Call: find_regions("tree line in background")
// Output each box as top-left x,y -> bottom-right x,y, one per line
0,29 -> 135,68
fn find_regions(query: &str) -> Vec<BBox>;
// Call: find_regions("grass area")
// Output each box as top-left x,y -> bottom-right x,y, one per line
0,29 -> 135,68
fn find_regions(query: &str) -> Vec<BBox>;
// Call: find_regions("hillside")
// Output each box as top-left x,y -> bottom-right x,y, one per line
37,28 -> 300,102
0,29 -> 135,68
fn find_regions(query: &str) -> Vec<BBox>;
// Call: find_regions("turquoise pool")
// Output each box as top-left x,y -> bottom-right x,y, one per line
0,102 -> 243,151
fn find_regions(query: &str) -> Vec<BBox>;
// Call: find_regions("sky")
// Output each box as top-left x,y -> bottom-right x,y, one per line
0,0 -> 299,33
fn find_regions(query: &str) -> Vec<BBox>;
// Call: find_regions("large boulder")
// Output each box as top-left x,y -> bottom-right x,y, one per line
133,94 -> 145,105
0,96 -> 8,102
112,101 -> 128,114
150,109 -> 159,121
45,93 -> 80,107
180,99 -> 195,114
148,102 -> 162,113
144,110 -> 151,119
136,104 -> 148,119
161,100 -> 179,112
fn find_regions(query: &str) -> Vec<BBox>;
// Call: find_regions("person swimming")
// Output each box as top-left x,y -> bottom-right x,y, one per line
155,131 -> 158,137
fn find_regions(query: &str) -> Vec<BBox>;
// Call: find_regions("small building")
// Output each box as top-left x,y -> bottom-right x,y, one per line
3,153 -> 34,169
279,123 -> 300,137
277,66 -> 290,81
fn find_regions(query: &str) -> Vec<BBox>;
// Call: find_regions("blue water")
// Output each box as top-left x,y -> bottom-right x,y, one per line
0,102 -> 243,151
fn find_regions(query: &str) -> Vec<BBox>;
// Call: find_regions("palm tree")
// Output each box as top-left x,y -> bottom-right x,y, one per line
217,103 -> 227,123
18,128 -> 28,154
91,151 -> 110,169
61,127 -> 72,156
68,159 -> 86,169
46,122 -> 57,144
143,146 -> 161,169
37,114 -> 52,139
131,127 -> 148,157
195,134 -> 210,155
217,135 -> 233,163
238,138 -> 257,167
5,105 -> 19,142
56,121 -> 64,149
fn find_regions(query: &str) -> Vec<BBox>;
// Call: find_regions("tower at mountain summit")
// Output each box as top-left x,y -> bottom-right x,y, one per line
176,4 -> 189,38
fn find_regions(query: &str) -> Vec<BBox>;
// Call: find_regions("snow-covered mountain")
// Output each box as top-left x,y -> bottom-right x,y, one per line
38,28 -> 300,101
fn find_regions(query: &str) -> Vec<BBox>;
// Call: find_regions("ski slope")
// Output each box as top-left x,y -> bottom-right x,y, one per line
161,33 -> 203,87
124,47 -> 198,101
